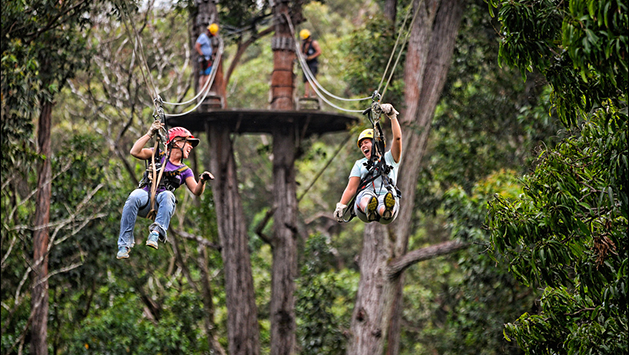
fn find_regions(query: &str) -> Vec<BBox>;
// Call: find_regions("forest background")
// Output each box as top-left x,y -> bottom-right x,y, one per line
1,0 -> 626,354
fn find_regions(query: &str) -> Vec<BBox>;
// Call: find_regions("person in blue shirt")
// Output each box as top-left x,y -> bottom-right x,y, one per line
334,104 -> 402,224
195,23 -> 218,93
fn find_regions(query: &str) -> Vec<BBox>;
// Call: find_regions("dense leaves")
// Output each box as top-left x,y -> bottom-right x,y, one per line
488,0 -> 628,125
485,0 -> 628,351
488,107 -> 628,353
296,234 -> 347,355
3,0 -> 626,353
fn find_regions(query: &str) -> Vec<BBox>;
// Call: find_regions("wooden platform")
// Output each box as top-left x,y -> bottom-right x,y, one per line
166,109 -> 359,137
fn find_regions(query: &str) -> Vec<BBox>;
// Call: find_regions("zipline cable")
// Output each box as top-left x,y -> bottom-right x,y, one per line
376,1 -> 414,94
114,0 -> 160,111
284,14 -> 371,105
380,0 -> 422,102
286,0 -> 420,109
297,133 -> 352,203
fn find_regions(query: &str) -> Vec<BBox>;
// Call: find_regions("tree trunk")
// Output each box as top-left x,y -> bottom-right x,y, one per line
194,3 -> 258,354
384,0 -> 397,23
270,126 -> 298,355
348,223 -> 391,355
207,124 -> 260,355
269,2 -> 298,354
348,0 -> 466,353
31,100 -> 53,355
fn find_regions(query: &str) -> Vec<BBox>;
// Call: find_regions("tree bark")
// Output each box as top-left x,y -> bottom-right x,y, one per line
198,245 -> 227,355
391,0 -> 466,353
348,0 -> 466,353
193,3 -> 259,354
348,223 -> 391,355
384,0 -> 397,23
31,99 -> 53,355
269,2 -> 298,354
270,125 -> 298,355
207,124 -> 260,355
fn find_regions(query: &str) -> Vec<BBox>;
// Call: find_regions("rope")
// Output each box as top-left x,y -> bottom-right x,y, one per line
284,0 -> 419,111
297,133 -> 352,203
282,14 -> 370,113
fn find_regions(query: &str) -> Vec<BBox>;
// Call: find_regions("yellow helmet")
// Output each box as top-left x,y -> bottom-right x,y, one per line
208,23 -> 219,35
299,29 -> 311,40
357,129 -> 374,148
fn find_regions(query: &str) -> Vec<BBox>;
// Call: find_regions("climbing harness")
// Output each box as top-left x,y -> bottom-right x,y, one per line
341,91 -> 402,223
138,150 -> 191,192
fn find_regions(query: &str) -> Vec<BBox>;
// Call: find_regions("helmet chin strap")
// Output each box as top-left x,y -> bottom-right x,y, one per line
168,138 -> 187,163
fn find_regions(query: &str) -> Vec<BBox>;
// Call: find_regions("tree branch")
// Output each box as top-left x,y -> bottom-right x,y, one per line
254,207 -> 276,246
225,26 -> 274,85
172,229 -> 221,250
386,240 -> 469,280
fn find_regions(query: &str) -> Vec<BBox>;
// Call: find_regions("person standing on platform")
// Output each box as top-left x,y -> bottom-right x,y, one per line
195,23 -> 218,93
300,29 -> 321,98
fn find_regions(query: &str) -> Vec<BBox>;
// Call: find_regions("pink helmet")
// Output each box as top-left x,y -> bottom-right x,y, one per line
167,127 -> 199,147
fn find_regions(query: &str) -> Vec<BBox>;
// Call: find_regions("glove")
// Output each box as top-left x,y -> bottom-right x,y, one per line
380,103 -> 399,120
199,171 -> 215,181
146,120 -> 163,137
334,203 -> 347,222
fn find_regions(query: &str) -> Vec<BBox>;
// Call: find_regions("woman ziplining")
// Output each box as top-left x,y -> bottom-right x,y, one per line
116,121 -> 214,259
334,97 -> 402,224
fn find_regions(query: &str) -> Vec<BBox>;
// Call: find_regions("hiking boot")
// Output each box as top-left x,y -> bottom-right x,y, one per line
383,192 -> 395,219
366,195 -> 379,221
146,231 -> 159,250
117,246 -> 130,259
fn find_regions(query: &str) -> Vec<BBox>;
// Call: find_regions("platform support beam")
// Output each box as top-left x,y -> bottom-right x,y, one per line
269,2 -> 299,355
194,3 -> 259,355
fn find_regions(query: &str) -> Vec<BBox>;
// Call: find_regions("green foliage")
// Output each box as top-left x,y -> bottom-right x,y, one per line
296,234 -> 348,355
343,12 -> 405,107
1,131 -> 119,354
488,0 -> 628,126
399,171 -> 536,355
484,0 -> 627,351
1,0 -> 93,179
487,105 -> 628,353
65,286 -> 209,354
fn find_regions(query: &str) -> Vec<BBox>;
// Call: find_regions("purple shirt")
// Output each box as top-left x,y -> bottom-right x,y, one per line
142,154 -> 193,193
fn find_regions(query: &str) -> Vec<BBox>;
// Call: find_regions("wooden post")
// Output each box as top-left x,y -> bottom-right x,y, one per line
194,2 -> 260,354
270,2 -> 298,354
206,123 -> 260,355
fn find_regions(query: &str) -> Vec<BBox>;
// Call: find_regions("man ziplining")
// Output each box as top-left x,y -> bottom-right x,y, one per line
116,122 -> 214,259
334,103 -> 402,224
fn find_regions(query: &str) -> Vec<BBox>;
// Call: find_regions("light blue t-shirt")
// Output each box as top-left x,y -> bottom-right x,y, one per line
349,150 -> 400,195
196,33 -> 213,60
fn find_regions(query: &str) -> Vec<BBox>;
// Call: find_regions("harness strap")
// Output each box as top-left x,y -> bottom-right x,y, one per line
147,144 -> 170,221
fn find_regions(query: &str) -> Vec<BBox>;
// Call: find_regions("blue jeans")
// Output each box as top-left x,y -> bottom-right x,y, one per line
117,189 -> 176,248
